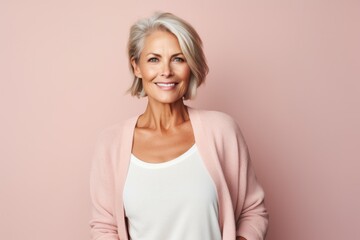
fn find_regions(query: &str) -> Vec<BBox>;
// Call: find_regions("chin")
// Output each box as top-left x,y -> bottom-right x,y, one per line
150,95 -> 184,104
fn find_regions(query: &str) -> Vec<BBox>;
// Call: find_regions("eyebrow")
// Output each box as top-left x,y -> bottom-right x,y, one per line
146,52 -> 184,57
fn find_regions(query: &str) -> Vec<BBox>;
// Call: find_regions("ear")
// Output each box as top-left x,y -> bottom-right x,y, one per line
131,57 -> 142,78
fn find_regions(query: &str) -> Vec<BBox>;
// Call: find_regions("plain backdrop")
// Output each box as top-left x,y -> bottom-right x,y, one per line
1,0 -> 359,239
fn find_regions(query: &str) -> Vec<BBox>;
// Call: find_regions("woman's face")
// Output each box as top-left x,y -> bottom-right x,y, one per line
132,30 -> 191,104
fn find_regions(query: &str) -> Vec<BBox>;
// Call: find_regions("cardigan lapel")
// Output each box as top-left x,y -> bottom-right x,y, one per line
188,107 -> 226,231
188,107 -> 237,239
116,115 -> 139,240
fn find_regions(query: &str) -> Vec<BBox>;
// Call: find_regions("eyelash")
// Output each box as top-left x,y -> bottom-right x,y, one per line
173,57 -> 185,62
148,57 -> 159,62
147,57 -> 185,63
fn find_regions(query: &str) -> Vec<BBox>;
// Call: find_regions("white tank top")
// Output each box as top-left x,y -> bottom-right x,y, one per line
123,144 -> 221,240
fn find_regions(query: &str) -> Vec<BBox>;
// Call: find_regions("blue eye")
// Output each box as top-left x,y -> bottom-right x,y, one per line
148,57 -> 158,62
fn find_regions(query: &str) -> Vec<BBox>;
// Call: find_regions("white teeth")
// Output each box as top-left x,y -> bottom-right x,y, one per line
156,83 -> 176,87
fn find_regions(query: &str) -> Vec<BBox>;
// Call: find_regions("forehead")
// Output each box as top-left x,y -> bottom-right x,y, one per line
142,30 -> 182,53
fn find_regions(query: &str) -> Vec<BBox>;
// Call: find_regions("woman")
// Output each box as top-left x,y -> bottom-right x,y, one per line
90,12 -> 268,240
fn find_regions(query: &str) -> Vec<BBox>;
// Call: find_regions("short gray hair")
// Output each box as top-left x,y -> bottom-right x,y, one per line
127,12 -> 209,100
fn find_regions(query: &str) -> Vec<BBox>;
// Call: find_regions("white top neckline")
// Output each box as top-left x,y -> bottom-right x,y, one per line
124,144 -> 221,240
130,144 -> 197,169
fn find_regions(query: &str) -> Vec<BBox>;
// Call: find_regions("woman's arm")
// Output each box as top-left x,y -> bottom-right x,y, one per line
220,116 -> 268,240
235,131 -> 269,240
89,132 -> 120,240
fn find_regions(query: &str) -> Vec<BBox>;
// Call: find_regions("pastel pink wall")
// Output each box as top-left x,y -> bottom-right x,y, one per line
1,0 -> 359,239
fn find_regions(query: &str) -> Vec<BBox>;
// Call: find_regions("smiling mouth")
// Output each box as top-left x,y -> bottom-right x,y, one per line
154,82 -> 178,90
155,82 -> 177,87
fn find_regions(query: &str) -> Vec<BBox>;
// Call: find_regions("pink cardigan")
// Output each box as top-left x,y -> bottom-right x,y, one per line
89,107 -> 268,240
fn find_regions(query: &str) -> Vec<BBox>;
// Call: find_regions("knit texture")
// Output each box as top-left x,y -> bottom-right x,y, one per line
89,107 -> 269,240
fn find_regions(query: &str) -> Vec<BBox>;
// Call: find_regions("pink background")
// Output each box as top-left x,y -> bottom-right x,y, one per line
1,0 -> 360,239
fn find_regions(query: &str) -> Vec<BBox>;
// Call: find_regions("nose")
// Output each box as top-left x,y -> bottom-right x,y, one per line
160,62 -> 173,77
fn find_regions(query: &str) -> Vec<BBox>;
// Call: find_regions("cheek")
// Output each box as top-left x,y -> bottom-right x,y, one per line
141,66 -> 159,80
175,65 -> 191,78
183,67 -> 191,81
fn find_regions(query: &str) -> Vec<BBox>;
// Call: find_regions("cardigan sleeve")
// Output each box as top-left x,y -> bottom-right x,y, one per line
234,124 -> 269,240
89,130 -> 120,240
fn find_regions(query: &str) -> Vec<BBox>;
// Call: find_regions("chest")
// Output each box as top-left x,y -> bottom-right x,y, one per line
131,123 -> 195,163
123,146 -> 221,240
124,147 -> 217,209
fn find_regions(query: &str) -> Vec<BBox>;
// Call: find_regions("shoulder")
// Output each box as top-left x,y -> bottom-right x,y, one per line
191,108 -> 240,132
190,108 -> 248,148
94,116 -> 138,148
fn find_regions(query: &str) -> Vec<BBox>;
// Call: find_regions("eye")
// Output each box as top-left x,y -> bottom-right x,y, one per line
173,57 -> 185,62
148,57 -> 159,62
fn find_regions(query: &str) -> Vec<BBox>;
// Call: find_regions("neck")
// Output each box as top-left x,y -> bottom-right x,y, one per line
138,99 -> 189,131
